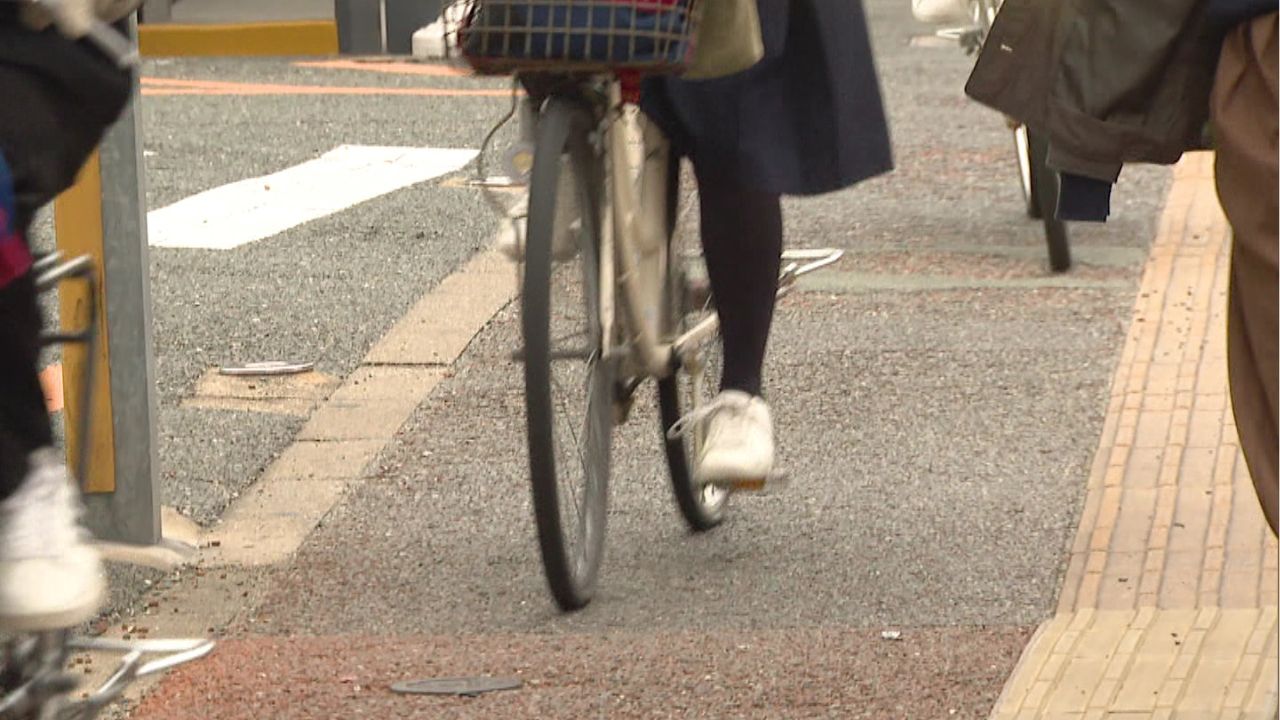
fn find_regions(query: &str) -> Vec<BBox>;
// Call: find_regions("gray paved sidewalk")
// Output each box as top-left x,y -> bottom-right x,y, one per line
30,0 -> 1195,715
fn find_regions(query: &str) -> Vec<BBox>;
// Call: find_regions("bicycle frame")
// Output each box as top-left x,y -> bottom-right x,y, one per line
597,86 -> 845,382
933,0 -> 999,53
478,79 -> 845,385
600,86 -> 674,379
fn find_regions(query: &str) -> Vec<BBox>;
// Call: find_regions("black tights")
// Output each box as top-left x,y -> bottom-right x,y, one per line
693,162 -> 782,398
0,271 -> 51,499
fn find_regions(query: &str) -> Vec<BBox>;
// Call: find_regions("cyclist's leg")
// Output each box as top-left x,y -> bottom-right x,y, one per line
0,272 -> 53,498
686,158 -> 780,483
692,160 -> 782,397
0,23 -> 132,631
0,137 -> 48,498
0,164 -> 105,632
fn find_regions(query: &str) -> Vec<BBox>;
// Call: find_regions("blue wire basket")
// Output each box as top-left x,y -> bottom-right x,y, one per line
454,0 -> 701,74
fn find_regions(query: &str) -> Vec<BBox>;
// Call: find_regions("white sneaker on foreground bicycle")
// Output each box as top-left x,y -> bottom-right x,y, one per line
673,390 -> 777,490
0,449 -> 104,632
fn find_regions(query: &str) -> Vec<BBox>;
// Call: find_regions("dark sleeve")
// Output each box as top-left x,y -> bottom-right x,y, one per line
1208,0 -> 1277,28
1056,173 -> 1113,222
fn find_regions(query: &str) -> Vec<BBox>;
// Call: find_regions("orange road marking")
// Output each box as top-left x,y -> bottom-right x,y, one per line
293,59 -> 474,78
140,77 -> 510,98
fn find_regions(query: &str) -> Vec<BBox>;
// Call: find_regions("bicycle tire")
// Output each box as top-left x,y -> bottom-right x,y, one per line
659,350 -> 731,531
1013,124 -> 1041,219
522,96 -> 611,611
655,157 -> 731,532
1025,127 -> 1072,273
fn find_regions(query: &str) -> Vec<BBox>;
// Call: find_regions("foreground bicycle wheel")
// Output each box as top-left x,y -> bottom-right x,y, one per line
656,159 -> 731,532
522,97 -> 611,611
1025,127 -> 1072,273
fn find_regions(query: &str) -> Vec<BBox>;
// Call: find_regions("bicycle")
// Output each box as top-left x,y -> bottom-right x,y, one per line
447,0 -> 844,611
935,0 -> 1071,272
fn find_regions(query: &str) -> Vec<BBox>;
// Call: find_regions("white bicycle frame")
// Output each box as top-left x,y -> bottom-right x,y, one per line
596,86 -> 845,382
933,0 -> 1000,52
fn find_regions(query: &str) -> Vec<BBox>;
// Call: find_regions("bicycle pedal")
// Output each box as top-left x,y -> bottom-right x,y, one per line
715,471 -> 789,494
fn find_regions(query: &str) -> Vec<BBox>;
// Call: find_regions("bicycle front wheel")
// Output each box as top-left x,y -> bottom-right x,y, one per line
522,97 -> 611,611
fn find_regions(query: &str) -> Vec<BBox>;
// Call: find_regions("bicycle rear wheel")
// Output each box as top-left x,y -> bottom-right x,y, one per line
522,96 -> 611,611
659,329 -> 730,531
656,159 -> 731,532
1025,127 -> 1072,273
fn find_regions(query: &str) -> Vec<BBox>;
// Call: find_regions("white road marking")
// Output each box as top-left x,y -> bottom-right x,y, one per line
147,145 -> 477,250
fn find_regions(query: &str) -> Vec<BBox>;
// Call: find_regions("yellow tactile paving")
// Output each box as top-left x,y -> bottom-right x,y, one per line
990,153 -> 1279,719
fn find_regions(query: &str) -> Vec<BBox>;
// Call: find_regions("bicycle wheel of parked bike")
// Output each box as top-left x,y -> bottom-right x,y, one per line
1025,127 -> 1072,273
522,96 -> 611,611
656,158 -> 731,532
1013,124 -> 1040,219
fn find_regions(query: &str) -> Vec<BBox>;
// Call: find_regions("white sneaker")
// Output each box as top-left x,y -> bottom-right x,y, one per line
494,199 -> 530,261
494,177 -> 581,262
669,390 -> 776,488
911,0 -> 975,24
0,449 -> 104,632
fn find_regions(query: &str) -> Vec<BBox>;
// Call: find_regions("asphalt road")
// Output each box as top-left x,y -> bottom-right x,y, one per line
139,62 -> 514,524
114,0 -> 1176,715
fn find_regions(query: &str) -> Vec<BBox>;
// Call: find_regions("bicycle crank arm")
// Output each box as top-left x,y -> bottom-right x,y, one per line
711,470 -> 790,494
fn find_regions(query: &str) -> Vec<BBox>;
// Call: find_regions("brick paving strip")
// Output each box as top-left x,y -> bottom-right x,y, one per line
989,153 -> 1279,718
201,249 -> 516,566
67,250 -> 518,701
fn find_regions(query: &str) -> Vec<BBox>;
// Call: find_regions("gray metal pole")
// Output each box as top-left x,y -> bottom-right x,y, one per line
384,0 -> 440,53
335,0 -> 386,54
139,0 -> 172,23
81,42 -> 161,546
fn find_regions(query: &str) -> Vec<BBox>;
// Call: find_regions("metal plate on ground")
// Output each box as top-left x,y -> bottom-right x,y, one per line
219,361 -> 315,377
390,676 -> 523,697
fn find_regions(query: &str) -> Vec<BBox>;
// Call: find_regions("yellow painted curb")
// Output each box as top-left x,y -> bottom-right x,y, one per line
139,21 -> 338,58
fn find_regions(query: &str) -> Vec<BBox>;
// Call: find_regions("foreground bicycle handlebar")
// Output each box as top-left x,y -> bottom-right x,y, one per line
1,0 -> 140,69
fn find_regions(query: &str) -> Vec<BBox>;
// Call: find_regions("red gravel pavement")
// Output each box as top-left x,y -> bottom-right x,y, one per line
132,626 -> 1031,719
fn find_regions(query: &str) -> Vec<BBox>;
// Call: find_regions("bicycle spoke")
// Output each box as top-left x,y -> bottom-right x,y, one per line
549,374 -> 586,512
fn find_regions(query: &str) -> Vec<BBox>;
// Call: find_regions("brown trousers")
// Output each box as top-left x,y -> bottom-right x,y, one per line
1212,13 -> 1279,534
